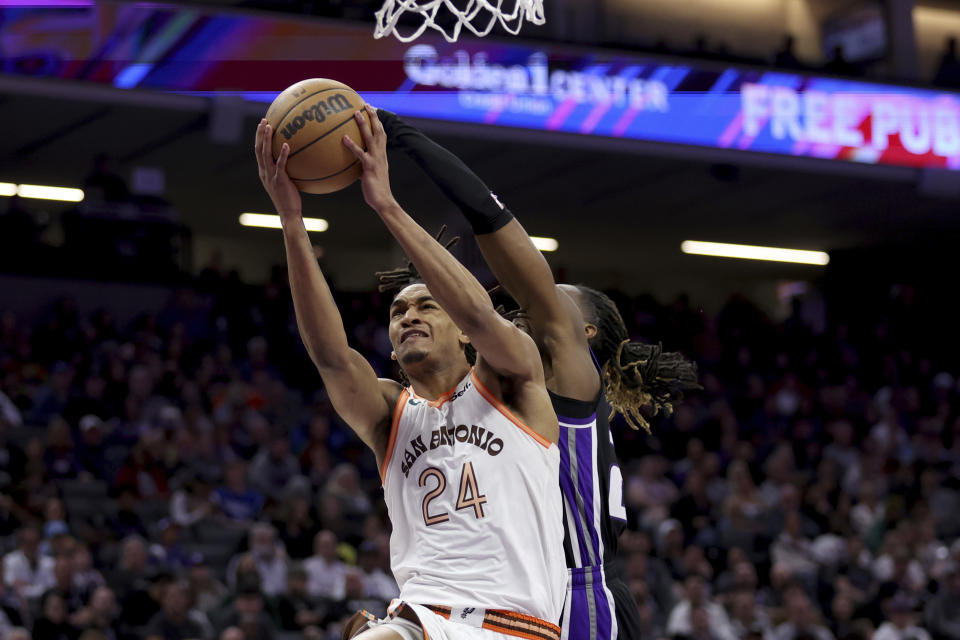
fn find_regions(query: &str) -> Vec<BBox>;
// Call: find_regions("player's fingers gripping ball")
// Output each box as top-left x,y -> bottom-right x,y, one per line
264,78 -> 371,194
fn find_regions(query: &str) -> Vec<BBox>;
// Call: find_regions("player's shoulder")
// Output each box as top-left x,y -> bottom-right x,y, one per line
371,378 -> 406,443
376,378 -> 405,409
473,358 -> 558,445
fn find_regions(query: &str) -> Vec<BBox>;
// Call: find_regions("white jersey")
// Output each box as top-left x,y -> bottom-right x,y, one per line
381,368 -> 566,625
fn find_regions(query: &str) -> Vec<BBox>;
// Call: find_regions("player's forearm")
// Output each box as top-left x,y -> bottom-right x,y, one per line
282,218 -> 352,369
380,113 -> 559,322
380,110 -> 513,234
376,201 -> 495,332
475,220 -> 565,323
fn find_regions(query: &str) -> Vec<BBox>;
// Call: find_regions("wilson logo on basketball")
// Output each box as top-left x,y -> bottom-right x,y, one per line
280,93 -> 355,140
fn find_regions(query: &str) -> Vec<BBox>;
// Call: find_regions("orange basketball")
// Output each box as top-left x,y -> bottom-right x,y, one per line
264,78 -> 371,194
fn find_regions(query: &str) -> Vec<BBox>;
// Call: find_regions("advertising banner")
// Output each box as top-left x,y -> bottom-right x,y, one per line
2,1 -> 958,170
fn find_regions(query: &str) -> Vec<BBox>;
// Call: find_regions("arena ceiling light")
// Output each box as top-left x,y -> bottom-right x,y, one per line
16,184 -> 85,202
531,236 -> 559,252
681,240 -> 829,266
0,182 -> 85,202
239,213 -> 328,232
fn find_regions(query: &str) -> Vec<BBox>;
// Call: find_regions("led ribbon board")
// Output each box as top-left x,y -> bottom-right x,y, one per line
3,2 -> 958,170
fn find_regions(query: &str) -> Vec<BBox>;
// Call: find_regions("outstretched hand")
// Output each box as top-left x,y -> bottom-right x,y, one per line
342,104 -> 397,213
255,118 -> 302,220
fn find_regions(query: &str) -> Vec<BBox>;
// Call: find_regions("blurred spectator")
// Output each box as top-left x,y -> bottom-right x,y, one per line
874,547 -> 927,602
113,433 -> 170,500
824,420 -> 858,471
304,530 -> 347,600
45,417 -> 83,479
28,361 -> 74,425
672,470 -> 716,546
169,473 -> 214,528
3,525 -> 53,599
273,562 -> 328,631
666,573 -> 738,640
0,416 -> 26,488
44,553 -> 86,613
0,578 -> 24,630
933,37 -> 960,89
42,496 -> 70,541
212,460 -> 263,524
321,464 -> 372,541
186,555 -> 229,615
145,579 -> 210,640
723,460 -> 767,553
249,433 -> 299,503
628,455 -> 679,529
107,535 -> 155,626
357,540 -> 399,603
629,577 -> 664,639
0,396 -> 19,432
71,586 -> 120,639
690,603 -> 722,640
0,602 -> 12,638
831,592 -> 859,640
875,594 -> 930,640
717,559 -> 766,602
342,568 -> 388,619
625,539 -> 674,616
239,337 -> 279,382
105,488 -> 149,539
657,518 -> 688,579
227,523 -> 287,597
773,588 -> 835,640
64,370 -> 112,428
850,479 -> 885,536
273,493 -> 316,560
760,444 -> 796,509
212,577 -> 276,640
33,591 -> 79,640
149,520 -> 190,573
925,564 -> 960,640
76,415 -> 111,480
729,588 -> 773,640
772,512 -> 818,582
298,415 -> 332,473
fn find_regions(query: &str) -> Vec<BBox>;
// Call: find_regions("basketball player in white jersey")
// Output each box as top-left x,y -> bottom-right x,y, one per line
374,110 -> 699,640
254,105 -> 566,640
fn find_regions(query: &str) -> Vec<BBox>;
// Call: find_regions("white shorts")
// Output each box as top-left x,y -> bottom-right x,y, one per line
364,602 -> 561,640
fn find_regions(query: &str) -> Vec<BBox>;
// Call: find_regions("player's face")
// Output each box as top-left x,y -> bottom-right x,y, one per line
557,284 -> 597,340
388,284 -> 468,367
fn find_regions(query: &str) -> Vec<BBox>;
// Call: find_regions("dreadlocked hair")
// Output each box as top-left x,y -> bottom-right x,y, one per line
375,225 -> 480,385
575,286 -> 701,433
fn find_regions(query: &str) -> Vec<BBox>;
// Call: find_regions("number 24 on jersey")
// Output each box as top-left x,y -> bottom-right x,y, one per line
419,462 -> 487,526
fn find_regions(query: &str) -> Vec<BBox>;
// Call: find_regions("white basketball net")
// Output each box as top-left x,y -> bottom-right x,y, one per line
374,0 -> 545,43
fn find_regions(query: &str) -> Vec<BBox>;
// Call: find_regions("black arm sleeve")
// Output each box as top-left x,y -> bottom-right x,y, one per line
378,108 -> 514,235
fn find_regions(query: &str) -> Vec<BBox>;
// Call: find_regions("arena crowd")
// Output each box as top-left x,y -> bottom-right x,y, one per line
0,264 -> 957,640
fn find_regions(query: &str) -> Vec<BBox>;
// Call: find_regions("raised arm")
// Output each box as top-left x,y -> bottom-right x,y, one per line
343,107 -> 554,433
255,119 -> 399,459
378,110 -> 598,400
